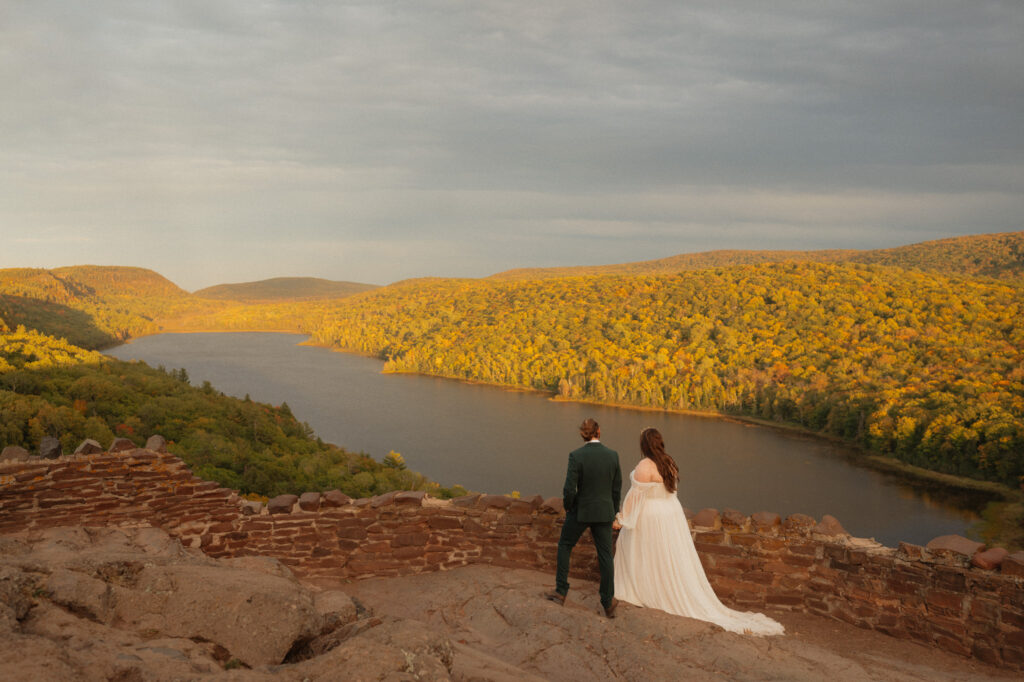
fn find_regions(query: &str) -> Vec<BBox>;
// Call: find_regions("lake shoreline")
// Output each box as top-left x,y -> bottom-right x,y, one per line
119,329 -> 1018,504
333,345 -> 1016,504
104,331 -> 994,547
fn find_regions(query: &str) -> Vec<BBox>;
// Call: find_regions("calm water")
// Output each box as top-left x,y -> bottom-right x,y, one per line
107,332 -> 980,546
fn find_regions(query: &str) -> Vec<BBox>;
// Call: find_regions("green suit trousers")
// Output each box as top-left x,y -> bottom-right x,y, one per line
555,508 -> 615,608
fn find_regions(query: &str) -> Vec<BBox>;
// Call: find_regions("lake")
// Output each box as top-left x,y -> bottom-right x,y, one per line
107,332 -> 981,547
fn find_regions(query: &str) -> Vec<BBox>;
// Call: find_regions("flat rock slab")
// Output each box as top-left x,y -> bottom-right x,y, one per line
3,526 -> 1018,680
335,564 -> 1018,682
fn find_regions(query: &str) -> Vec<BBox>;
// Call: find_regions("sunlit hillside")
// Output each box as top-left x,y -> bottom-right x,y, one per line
490,231 -> 1024,282
51,265 -> 187,297
0,266 -> 215,348
0,325 -> 464,499
3,233 -> 1022,493
312,262 -> 1024,488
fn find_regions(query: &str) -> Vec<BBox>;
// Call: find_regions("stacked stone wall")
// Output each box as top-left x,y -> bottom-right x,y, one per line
1,448 -> 1022,669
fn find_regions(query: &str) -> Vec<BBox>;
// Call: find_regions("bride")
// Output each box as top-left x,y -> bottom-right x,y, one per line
613,427 -> 784,636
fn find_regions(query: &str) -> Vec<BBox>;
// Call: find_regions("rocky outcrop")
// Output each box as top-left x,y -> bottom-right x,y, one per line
6,527 -> 321,666
339,564 -> 1017,681
0,526 -> 443,679
0,526 -> 1015,681
2,443 -> 1023,671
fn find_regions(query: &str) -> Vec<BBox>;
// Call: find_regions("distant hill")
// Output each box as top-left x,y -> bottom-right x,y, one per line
194,277 -> 378,302
850,231 -> 1024,280
0,266 -> 199,348
51,265 -> 187,297
0,266 -> 186,301
490,231 -> 1024,282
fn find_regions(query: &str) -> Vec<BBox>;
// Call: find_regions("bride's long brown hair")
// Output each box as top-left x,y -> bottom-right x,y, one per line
640,427 -> 679,493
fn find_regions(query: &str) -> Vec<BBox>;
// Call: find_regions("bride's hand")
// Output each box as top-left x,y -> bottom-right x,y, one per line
612,520 -> 622,530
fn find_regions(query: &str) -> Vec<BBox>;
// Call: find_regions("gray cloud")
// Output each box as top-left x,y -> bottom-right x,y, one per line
2,0 -> 1022,289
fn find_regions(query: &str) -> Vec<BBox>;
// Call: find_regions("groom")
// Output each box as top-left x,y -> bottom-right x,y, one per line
545,418 -> 623,618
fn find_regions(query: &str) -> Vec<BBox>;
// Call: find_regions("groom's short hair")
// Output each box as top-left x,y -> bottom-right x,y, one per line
579,418 -> 600,441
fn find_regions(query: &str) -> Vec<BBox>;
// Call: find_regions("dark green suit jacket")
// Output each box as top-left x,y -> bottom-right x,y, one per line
562,441 -> 623,523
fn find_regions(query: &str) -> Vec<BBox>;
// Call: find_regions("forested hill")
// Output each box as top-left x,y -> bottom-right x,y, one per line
311,262 -> 1024,488
0,328 -> 465,500
490,231 -> 1024,282
3,233 -> 1023,493
0,266 -> 219,348
50,265 -> 188,297
0,266 -> 181,302
194,277 -> 378,301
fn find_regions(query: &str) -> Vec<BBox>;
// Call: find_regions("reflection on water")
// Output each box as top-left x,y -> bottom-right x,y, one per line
107,332 -> 983,547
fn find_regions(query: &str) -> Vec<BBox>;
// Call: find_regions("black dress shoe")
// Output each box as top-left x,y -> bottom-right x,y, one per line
544,591 -> 567,605
603,598 -> 619,618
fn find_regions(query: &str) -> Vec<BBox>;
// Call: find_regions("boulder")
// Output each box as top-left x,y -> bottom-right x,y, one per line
1001,551 -> 1024,578
451,494 -> 482,508
813,514 -> 849,537
925,535 -> 984,558
370,491 -> 400,508
751,511 -> 781,530
692,508 -> 719,528
108,438 -> 135,453
509,498 -> 535,513
268,494 -> 299,514
477,494 -> 513,510
720,508 -> 747,529
73,439 -> 103,456
898,542 -> 927,561
39,436 -> 62,459
323,490 -> 352,507
241,500 -> 263,516
298,492 -> 322,512
782,513 -> 817,535
395,491 -> 426,506
315,590 -> 358,632
0,445 -> 30,462
122,563 -> 319,666
971,547 -> 1009,570
540,497 -> 563,514
144,434 -> 168,452
523,494 -> 544,509
4,526 -> 320,668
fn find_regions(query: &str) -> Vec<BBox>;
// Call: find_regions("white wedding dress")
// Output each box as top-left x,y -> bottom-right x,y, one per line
614,469 -> 785,636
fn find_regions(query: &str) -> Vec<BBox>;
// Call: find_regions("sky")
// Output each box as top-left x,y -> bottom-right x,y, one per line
2,1 -> 1022,290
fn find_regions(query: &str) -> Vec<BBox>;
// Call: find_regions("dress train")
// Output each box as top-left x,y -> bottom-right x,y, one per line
614,469 -> 784,636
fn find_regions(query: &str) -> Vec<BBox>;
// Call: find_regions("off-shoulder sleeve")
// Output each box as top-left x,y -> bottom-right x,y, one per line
615,482 -> 649,529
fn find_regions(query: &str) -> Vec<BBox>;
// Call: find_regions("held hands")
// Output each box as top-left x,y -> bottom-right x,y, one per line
612,519 -> 622,531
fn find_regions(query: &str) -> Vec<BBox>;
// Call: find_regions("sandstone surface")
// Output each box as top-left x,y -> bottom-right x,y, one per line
0,525 -> 1019,680
336,564 -> 1019,682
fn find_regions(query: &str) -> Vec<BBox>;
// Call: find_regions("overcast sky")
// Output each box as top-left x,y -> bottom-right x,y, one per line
2,1 -> 1022,290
